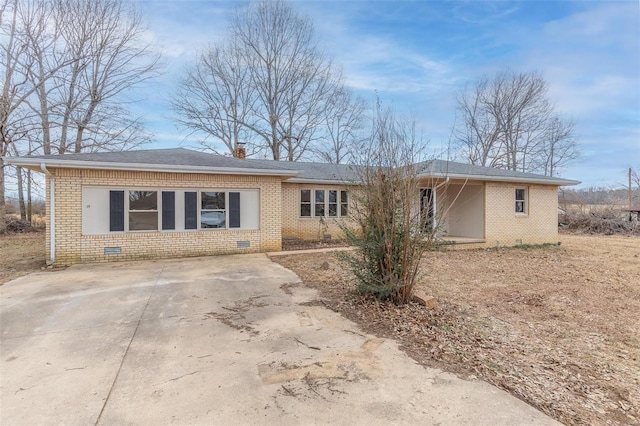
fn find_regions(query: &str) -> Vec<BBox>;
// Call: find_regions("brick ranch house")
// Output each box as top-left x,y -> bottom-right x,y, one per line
6,148 -> 579,265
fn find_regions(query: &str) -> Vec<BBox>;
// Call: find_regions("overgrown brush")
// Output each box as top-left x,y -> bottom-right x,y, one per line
5,218 -> 41,233
559,208 -> 638,235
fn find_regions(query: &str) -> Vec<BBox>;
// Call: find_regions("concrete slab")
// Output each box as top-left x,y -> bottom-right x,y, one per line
0,254 -> 560,425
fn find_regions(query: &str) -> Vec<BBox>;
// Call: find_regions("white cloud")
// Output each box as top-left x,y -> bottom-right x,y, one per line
137,0 -> 232,60
451,1 -> 520,25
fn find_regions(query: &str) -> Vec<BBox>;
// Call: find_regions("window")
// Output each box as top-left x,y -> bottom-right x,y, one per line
315,190 -> 325,216
300,190 -> 311,217
89,187 -> 257,235
328,190 -> 338,217
300,189 -> 348,218
198,191 -> 242,229
515,188 -> 527,214
129,191 -> 158,231
201,191 -> 226,228
340,190 -> 348,216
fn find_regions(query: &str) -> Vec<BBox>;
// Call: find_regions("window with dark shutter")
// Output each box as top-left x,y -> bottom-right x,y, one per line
109,190 -> 125,232
185,191 -> 197,229
162,191 -> 175,230
229,192 -> 240,228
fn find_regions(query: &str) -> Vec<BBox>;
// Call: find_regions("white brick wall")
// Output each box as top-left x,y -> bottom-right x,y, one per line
484,183 -> 559,246
48,168 -> 282,264
281,183 -> 354,240
44,168 -> 562,264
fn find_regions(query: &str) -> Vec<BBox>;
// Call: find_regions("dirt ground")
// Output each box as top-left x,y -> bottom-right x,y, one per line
273,234 -> 640,426
0,231 -> 46,285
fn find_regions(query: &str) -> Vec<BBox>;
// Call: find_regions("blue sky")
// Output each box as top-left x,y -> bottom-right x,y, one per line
133,0 -> 640,188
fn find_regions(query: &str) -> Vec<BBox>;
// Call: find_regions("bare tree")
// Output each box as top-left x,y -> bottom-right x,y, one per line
633,170 -> 640,189
0,0 -> 160,232
454,78 -> 504,168
339,103 -> 436,304
174,0 -> 343,161
0,0 -> 46,232
455,70 -> 578,176
315,86 -> 366,164
232,0 -> 338,160
172,42 -> 256,156
538,115 -> 578,177
44,0 -> 160,154
0,0 -> 15,233
631,167 -> 640,208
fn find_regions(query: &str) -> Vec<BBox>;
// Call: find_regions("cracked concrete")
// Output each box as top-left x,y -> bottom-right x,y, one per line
1,254 -> 559,425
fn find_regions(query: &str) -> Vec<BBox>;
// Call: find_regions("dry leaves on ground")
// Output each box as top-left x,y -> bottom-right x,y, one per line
272,234 -> 640,426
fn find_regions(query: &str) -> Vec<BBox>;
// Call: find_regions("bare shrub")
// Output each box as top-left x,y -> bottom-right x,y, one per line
339,105 -> 436,304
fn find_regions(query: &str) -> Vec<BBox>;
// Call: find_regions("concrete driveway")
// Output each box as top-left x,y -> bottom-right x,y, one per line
1,254 -> 558,425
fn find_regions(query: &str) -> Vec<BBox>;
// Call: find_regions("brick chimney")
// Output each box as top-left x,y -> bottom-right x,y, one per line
234,142 -> 246,159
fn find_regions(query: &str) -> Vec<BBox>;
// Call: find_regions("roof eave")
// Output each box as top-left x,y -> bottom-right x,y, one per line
419,172 -> 580,186
4,157 -> 299,177
286,177 -> 356,185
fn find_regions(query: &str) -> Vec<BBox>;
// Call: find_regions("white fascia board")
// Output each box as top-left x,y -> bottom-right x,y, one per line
419,172 -> 580,186
5,157 -> 299,177
286,178 -> 358,185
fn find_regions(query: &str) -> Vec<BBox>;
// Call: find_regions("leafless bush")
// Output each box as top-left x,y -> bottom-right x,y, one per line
339,105 -> 436,304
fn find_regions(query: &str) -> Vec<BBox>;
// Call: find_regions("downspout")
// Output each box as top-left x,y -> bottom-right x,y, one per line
40,163 -> 55,265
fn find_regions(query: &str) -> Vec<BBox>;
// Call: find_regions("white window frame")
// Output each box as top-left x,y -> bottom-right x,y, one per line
515,187 -> 528,215
299,189 -> 348,218
96,187 -> 259,234
199,191 -> 228,230
128,190 -> 160,232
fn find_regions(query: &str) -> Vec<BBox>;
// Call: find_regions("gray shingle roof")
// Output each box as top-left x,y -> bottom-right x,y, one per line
417,159 -> 580,185
6,147 -> 580,185
247,158 -> 361,182
25,148 -> 287,171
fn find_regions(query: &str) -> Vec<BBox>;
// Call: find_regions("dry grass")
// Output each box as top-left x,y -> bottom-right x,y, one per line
0,231 -> 46,285
273,234 -> 640,425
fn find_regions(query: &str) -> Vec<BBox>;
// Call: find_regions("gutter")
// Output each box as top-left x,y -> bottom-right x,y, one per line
9,158 -> 299,177
418,172 -> 581,186
40,163 -> 55,265
286,178 -> 357,185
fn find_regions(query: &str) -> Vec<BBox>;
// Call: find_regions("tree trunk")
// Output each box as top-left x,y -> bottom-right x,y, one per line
74,101 -> 97,153
16,165 -> 25,220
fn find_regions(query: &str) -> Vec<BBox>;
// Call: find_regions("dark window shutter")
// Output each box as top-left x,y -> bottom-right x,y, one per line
162,191 -> 175,230
229,192 -> 241,228
185,191 -> 197,229
109,190 -> 125,232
